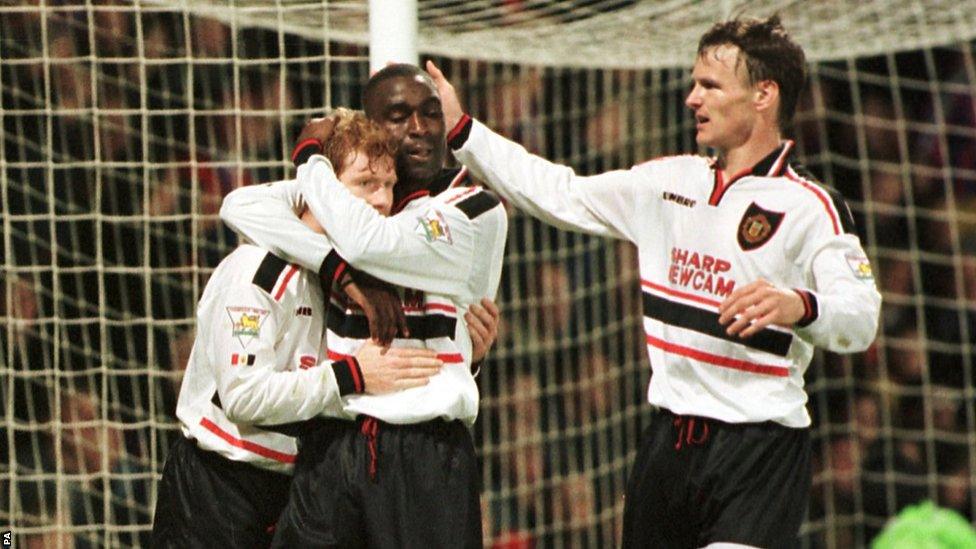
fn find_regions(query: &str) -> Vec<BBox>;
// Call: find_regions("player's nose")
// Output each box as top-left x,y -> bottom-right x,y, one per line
685,86 -> 702,110
370,189 -> 393,216
407,111 -> 430,136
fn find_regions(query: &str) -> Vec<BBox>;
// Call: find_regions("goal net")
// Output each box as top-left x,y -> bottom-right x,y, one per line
2,1 -> 974,547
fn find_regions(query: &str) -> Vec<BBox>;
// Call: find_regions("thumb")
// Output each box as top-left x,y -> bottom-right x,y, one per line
425,60 -> 443,80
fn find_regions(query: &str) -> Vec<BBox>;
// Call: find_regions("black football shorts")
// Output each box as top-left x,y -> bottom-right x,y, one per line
271,416 -> 482,549
623,407 -> 811,548
151,436 -> 291,548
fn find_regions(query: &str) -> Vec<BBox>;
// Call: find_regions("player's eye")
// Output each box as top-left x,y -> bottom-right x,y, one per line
387,110 -> 409,123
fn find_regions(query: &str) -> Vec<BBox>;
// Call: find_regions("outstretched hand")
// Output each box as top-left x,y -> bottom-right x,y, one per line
355,340 -> 443,394
425,60 -> 464,130
717,279 -> 805,338
342,269 -> 410,346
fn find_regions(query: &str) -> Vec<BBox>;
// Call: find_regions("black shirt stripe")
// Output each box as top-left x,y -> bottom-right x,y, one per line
252,253 -> 289,294
790,163 -> 857,235
455,190 -> 500,220
327,303 -> 456,340
823,187 -> 857,235
642,292 -> 793,357
447,115 -> 473,150
751,142 -> 789,177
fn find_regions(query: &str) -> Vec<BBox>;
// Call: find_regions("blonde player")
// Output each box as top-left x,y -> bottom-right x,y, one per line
151,110 -> 445,547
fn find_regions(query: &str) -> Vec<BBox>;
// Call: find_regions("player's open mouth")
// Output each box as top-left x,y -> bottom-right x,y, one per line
696,115 -> 709,129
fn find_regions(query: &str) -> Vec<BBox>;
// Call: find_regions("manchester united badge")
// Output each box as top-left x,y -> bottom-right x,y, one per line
737,202 -> 785,251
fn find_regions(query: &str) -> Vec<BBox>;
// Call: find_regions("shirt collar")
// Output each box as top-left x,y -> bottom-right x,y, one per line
711,139 -> 795,179
706,140 -> 796,206
390,167 -> 469,214
750,139 -> 795,178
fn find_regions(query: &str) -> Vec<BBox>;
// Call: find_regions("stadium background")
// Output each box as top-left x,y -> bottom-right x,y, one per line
2,1 -> 975,547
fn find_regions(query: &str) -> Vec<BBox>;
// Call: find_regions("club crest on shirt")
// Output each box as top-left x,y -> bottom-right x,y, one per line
737,202 -> 785,251
226,306 -> 270,348
415,208 -> 453,244
845,253 -> 875,280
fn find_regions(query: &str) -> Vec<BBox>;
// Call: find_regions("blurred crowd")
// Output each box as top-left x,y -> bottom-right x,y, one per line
1,3 -> 974,548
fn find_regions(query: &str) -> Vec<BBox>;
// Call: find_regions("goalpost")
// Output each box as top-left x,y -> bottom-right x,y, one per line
368,0 -> 417,72
2,1 -> 975,547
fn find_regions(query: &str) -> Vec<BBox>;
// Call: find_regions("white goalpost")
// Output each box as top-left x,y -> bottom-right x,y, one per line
2,1 -> 975,547
368,0 -> 417,72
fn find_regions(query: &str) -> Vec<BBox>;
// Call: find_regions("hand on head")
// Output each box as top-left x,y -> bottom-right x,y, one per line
296,115 -> 338,148
425,61 -> 464,130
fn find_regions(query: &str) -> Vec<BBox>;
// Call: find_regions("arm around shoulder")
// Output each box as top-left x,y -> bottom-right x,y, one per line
297,157 -> 481,297
219,180 -> 333,273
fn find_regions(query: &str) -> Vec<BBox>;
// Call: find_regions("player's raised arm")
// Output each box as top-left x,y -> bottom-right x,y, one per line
220,179 -> 407,345
221,111 -> 418,344
426,60 -> 645,243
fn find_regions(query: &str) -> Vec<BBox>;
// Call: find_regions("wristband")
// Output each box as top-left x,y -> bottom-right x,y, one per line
447,114 -> 473,150
792,289 -> 819,327
332,356 -> 365,395
318,250 -> 348,286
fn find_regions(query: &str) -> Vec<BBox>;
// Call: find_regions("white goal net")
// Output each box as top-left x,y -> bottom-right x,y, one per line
2,1 -> 974,547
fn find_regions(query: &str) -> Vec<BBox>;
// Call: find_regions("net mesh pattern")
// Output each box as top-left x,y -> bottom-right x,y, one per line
1,2 -> 974,547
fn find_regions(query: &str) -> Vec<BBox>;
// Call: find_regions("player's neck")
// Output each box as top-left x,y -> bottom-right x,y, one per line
716,128 -> 783,179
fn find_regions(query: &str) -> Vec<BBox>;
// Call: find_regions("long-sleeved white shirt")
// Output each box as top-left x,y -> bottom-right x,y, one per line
219,162 -> 508,426
452,118 -> 881,427
177,244 -> 363,473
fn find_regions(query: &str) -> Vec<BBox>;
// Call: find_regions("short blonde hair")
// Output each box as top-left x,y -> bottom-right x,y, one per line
322,107 -> 398,175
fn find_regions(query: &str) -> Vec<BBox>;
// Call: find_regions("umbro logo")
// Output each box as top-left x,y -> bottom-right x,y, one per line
663,191 -> 696,208
296,306 -> 312,317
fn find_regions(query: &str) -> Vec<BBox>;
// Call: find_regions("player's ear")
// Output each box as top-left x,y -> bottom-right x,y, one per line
754,79 -> 779,114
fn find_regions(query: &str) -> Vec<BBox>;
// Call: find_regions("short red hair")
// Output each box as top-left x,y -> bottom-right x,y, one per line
321,107 -> 398,175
